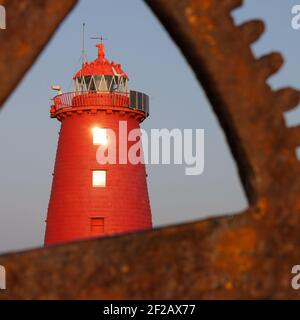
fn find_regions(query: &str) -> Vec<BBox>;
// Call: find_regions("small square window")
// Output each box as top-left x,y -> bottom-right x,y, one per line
92,128 -> 107,145
90,217 -> 104,235
92,170 -> 106,187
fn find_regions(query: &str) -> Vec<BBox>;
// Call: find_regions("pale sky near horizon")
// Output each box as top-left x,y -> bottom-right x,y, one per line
0,0 -> 299,254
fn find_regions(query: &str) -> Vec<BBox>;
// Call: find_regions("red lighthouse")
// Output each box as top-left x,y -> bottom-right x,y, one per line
45,43 -> 152,245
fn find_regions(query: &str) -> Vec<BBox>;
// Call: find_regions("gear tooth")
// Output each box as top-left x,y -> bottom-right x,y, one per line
257,52 -> 284,79
288,125 -> 300,148
275,88 -> 300,112
238,20 -> 265,44
222,0 -> 243,11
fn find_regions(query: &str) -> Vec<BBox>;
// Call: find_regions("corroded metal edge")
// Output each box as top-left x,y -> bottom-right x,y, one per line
0,0 -> 78,108
0,0 -> 300,299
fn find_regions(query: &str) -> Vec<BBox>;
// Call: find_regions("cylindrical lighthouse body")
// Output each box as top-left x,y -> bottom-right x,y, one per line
45,44 -> 152,245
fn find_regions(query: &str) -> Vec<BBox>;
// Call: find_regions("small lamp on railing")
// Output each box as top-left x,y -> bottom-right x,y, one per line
51,85 -> 62,95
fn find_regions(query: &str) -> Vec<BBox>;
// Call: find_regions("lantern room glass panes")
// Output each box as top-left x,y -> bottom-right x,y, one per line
74,75 -> 128,93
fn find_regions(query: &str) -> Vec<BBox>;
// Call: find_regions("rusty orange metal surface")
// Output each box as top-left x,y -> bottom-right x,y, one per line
0,0 -> 300,299
0,0 -> 78,107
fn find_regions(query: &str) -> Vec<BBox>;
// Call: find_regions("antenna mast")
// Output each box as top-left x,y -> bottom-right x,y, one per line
81,23 -> 87,66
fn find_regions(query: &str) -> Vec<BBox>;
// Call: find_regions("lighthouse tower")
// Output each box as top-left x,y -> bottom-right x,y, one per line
44,43 -> 152,245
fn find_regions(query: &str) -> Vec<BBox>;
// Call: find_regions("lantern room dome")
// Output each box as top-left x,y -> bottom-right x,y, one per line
74,43 -> 128,79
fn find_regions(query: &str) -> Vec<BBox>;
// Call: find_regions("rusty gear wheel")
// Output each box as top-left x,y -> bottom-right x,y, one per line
0,0 -> 299,299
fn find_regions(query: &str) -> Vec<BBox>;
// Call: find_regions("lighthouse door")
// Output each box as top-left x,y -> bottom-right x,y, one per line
90,217 -> 105,235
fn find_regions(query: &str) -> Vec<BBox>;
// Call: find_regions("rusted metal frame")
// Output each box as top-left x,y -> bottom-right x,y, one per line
0,0 -> 300,299
0,0 -> 78,108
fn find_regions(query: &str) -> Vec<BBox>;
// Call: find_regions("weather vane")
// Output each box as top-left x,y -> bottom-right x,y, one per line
90,36 -> 108,44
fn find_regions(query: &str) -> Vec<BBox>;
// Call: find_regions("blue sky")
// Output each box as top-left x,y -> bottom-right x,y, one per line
0,0 -> 299,253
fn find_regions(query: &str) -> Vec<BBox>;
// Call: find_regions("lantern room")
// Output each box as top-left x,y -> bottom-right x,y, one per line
50,43 -> 149,121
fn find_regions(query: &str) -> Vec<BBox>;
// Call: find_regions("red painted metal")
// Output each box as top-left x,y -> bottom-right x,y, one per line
74,44 -> 128,79
45,44 -> 152,245
53,91 -> 130,111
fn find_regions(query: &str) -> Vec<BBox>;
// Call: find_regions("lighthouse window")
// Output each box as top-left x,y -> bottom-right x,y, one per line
84,76 -> 91,89
92,170 -> 106,187
111,76 -> 119,91
77,76 -> 88,91
98,76 -> 108,91
93,128 -> 108,145
88,76 -> 96,91
104,76 -> 113,90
